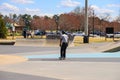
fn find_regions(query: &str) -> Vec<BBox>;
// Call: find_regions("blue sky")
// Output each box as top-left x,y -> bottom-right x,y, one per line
0,0 -> 120,19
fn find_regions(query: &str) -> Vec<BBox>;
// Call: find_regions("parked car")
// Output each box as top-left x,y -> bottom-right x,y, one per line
114,32 -> 120,38
89,34 -> 99,37
90,31 -> 105,36
46,31 -> 74,40
34,30 -> 46,36
65,32 -> 74,40
46,32 -> 61,39
106,32 -> 120,38
106,34 -> 114,38
72,31 -> 85,36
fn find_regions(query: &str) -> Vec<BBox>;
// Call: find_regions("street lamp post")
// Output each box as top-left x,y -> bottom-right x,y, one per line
83,0 -> 89,43
100,19 -> 103,37
54,15 -> 59,33
92,10 -> 95,37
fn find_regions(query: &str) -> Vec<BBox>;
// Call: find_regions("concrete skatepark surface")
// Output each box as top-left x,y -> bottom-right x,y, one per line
0,39 -> 120,80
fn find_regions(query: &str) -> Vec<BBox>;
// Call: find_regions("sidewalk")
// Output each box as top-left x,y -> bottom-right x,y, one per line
0,41 -> 120,80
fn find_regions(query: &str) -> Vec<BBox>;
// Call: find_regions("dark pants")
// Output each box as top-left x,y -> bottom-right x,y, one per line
23,31 -> 26,38
60,43 -> 68,58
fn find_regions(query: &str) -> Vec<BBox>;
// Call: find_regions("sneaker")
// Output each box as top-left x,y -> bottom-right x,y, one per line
63,57 -> 65,60
59,57 -> 65,60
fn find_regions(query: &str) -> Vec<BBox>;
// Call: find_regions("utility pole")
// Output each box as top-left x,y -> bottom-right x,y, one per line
83,0 -> 89,43
54,15 -> 59,33
93,10 -> 94,37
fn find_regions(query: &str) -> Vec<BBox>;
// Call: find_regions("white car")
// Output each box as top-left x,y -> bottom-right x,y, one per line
114,32 -> 120,38
106,34 -> 114,38
72,32 -> 85,36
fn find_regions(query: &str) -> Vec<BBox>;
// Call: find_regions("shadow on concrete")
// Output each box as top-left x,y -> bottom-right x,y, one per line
0,71 -> 60,80
28,58 -> 120,62
104,46 -> 120,52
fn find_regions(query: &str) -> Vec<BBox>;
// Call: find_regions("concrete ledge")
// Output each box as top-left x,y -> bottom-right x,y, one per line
0,41 -> 15,45
104,46 -> 120,52
0,39 -> 16,45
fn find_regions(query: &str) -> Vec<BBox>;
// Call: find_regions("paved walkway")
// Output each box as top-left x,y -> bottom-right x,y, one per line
0,41 -> 120,80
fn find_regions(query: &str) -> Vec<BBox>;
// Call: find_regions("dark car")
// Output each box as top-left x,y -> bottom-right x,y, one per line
46,32 -> 61,39
34,30 -> 46,36
46,31 -> 74,40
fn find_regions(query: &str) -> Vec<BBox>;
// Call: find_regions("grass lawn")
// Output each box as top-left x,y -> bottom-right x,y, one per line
73,36 -> 120,46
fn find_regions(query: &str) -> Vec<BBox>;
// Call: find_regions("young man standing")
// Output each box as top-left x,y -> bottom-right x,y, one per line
59,31 -> 69,60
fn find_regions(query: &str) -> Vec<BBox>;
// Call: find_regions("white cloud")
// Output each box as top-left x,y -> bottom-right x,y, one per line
91,5 -> 114,14
60,0 -> 80,7
22,8 -> 41,16
91,5 -> 115,21
39,13 -> 54,17
25,8 -> 40,12
0,3 -> 19,12
107,4 -> 120,8
11,0 -> 34,4
0,3 -> 41,16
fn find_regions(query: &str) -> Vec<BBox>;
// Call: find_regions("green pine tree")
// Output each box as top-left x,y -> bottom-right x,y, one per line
0,16 -> 8,39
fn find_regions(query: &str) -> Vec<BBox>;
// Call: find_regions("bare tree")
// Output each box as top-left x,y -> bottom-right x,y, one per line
116,9 -> 120,23
99,13 -> 111,21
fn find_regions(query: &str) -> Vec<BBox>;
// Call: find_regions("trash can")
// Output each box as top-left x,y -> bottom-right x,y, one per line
83,36 -> 89,43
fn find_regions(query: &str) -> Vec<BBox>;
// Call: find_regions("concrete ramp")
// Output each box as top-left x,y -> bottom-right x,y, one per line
97,41 -> 120,52
15,39 -> 120,52
15,39 -> 59,47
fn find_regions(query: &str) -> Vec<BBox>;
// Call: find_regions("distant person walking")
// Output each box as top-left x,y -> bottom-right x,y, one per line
23,29 -> 27,38
59,31 -> 69,60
